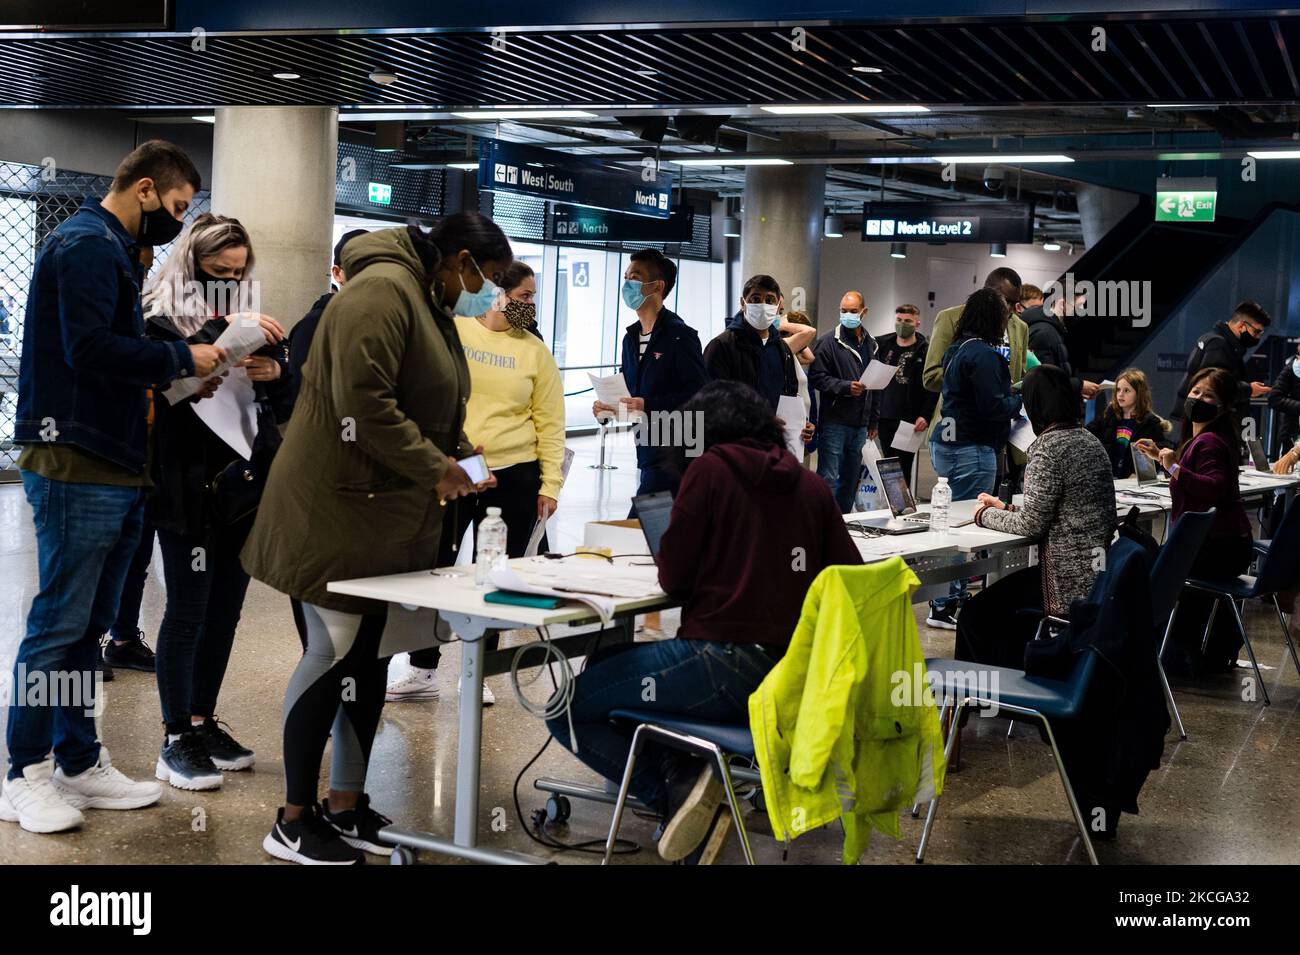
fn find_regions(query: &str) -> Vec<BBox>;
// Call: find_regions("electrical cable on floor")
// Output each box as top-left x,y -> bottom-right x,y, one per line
508,624 -> 640,855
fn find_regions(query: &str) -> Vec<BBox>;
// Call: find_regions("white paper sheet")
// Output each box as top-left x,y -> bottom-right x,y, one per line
561,447 -> 576,480
162,318 -> 267,405
889,424 -> 924,454
858,361 -> 899,390
1009,415 -> 1037,453
1098,379 -> 1117,390
776,394 -> 806,459
588,371 -> 631,407
488,560 -> 662,626
524,517 -> 548,558
189,366 -> 258,460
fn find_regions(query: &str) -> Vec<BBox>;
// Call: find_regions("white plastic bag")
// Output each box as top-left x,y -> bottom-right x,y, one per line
854,438 -> 887,512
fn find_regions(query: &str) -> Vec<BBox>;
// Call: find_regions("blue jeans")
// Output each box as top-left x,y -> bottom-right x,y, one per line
546,639 -> 774,813
109,520 -> 154,642
928,439 -> 998,613
8,473 -> 146,778
817,422 -> 870,513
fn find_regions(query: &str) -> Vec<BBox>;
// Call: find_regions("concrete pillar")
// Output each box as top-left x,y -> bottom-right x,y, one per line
739,134 -> 827,324
211,107 -> 337,328
1076,183 -> 1140,251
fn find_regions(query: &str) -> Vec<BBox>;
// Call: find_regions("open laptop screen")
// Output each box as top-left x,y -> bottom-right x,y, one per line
632,491 -> 674,557
876,457 -> 917,516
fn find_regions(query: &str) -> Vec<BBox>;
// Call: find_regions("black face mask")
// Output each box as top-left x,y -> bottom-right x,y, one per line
1184,397 -> 1221,424
1238,329 -> 1260,349
138,198 -> 184,247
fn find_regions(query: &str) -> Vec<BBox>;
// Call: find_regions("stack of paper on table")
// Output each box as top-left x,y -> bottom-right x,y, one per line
488,558 -> 663,625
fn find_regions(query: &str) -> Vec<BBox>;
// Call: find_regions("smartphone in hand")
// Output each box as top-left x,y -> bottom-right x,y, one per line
458,453 -> 491,485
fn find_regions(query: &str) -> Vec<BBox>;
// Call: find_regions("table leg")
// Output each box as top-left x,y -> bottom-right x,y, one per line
444,612 -> 488,849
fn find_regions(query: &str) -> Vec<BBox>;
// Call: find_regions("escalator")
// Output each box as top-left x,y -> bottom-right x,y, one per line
1062,195 -> 1249,378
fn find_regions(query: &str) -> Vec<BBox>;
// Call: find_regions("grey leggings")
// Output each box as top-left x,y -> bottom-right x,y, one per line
284,601 -> 390,807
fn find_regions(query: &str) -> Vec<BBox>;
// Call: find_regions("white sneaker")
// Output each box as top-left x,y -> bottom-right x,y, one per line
52,746 -> 162,811
457,678 -> 495,706
0,760 -> 85,833
386,666 -> 440,702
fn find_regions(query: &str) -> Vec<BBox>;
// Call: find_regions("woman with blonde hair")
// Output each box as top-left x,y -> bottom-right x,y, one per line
1086,367 -> 1171,478
142,213 -> 288,790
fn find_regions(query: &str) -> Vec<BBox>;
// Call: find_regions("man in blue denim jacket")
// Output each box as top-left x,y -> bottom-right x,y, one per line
1,141 -> 228,835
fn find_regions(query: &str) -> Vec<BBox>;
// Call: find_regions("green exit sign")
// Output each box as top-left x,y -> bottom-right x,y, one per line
1155,177 -> 1217,222
368,182 -> 393,205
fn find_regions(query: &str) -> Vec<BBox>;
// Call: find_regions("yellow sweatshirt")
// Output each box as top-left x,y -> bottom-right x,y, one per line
454,315 -> 567,499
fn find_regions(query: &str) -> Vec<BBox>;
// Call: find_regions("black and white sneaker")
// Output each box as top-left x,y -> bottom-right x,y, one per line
264,805 -> 365,865
103,630 -> 156,672
194,717 -> 255,771
155,733 -> 223,791
926,605 -> 959,630
321,794 -> 394,856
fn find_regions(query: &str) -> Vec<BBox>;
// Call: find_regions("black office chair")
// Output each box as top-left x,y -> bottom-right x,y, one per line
1149,509 -> 1216,740
1182,497 -> 1300,706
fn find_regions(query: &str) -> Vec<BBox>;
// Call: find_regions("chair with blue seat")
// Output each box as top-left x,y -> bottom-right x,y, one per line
601,709 -> 758,865
1182,496 -> 1300,707
915,644 -> 1100,865
1148,508 -> 1216,739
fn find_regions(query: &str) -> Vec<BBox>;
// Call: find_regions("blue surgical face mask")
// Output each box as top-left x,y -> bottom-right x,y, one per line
453,255 -> 501,317
623,278 -> 657,310
839,311 -> 861,330
1292,359 -> 1300,378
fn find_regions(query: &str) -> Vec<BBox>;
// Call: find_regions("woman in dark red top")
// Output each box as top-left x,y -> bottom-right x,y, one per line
1136,366 -> 1252,673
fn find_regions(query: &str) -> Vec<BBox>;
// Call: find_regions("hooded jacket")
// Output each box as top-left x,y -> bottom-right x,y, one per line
703,313 -> 798,411
656,438 -> 862,646
619,307 -> 709,470
748,558 -> 947,863
241,227 -> 473,614
1021,304 -> 1085,393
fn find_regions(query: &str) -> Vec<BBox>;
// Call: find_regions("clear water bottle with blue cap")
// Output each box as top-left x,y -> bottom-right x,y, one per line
930,477 -> 951,534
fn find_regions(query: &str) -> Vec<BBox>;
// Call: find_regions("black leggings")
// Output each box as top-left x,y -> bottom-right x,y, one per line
1167,533 -> 1254,674
408,460 -> 545,670
954,565 -> 1044,669
283,603 -> 390,807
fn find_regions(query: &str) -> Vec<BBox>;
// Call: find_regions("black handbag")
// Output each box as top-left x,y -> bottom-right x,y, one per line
208,395 -> 282,525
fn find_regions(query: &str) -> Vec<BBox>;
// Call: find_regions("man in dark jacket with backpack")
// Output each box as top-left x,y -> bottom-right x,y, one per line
1172,300 -> 1271,422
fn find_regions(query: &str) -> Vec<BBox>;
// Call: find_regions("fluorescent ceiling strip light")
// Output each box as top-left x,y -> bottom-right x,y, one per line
924,154 -> 1074,163
761,104 -> 929,115
1247,150 -> 1300,159
452,109 -> 598,120
671,157 -> 793,166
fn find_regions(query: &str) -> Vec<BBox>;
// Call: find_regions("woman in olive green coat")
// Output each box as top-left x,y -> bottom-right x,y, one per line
243,214 -> 513,864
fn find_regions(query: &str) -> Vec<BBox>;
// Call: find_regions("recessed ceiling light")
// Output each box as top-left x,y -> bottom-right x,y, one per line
852,66 -> 884,74
761,104 -> 929,115
452,109 -> 598,120
1043,241 -> 1062,251
191,115 -> 215,124
635,69 -> 659,76
369,71 -> 400,86
890,242 -> 907,258
925,154 -> 1074,163
671,157 -> 792,166
272,71 -> 301,81
446,162 -> 479,170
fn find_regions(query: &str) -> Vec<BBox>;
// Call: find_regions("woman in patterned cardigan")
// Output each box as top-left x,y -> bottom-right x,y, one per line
955,364 -> 1118,668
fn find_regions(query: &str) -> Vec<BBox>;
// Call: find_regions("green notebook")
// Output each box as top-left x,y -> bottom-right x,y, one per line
483,590 -> 564,610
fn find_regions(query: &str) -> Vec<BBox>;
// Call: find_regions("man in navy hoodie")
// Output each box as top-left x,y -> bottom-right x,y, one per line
2,141 -> 226,835
593,248 -> 708,507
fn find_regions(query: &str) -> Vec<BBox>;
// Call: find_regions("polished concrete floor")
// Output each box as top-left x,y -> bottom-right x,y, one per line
2,432 -> 1299,865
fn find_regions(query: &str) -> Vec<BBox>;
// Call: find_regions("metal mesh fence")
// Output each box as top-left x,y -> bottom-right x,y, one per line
0,160 -> 210,477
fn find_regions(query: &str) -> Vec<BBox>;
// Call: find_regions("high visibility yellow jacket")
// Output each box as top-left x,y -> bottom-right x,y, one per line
748,558 -> 946,863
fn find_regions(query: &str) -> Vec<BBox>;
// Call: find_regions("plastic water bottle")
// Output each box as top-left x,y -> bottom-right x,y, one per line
930,477 -> 951,535
475,507 -> 508,588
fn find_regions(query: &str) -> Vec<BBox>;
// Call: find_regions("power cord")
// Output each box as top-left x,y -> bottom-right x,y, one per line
508,624 -> 641,856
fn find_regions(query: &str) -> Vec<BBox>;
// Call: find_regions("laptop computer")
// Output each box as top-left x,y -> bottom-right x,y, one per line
1131,445 -> 1170,486
1247,437 -> 1270,472
852,457 -> 976,535
631,491 -> 674,557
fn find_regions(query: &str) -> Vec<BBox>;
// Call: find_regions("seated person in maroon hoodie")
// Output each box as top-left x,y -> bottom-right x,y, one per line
1135,366 -> 1253,674
546,380 -> 861,864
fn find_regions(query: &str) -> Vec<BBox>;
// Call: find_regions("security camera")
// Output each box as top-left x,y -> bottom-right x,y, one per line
983,165 -> 1005,195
